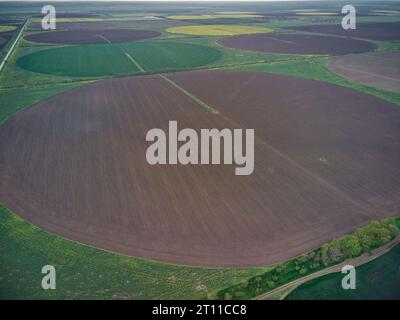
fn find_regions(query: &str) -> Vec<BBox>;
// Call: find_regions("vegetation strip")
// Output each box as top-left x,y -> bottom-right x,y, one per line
215,217 -> 400,299
0,18 -> 28,73
286,240 -> 400,300
160,74 -> 219,114
255,235 -> 400,300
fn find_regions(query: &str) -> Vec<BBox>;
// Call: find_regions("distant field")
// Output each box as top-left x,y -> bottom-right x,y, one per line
218,33 -> 377,55
290,22 -> 400,41
286,243 -> 400,299
0,25 -> 16,32
167,14 -> 263,20
31,17 -> 106,23
16,41 -> 221,77
25,29 -> 161,44
326,52 -> 400,93
166,25 -> 273,36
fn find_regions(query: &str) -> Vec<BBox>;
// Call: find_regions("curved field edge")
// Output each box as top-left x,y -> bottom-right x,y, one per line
0,203 -> 270,299
165,25 -> 273,36
15,41 -> 222,77
1,38 -> 399,298
0,82 -> 267,300
224,55 -> 400,106
1,70 -> 400,299
215,217 -> 400,300
285,241 -> 400,300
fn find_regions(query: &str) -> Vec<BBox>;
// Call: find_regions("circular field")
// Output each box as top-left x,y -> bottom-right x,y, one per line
25,29 -> 161,44
17,41 -> 221,77
0,25 -> 16,33
326,52 -> 400,93
166,25 -> 272,36
167,14 -> 263,20
218,33 -> 377,55
1,70 -> 399,267
290,22 -> 400,41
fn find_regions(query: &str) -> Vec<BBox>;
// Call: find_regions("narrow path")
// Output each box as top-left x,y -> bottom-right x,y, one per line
95,34 -> 111,44
95,33 -> 145,73
0,18 -> 29,74
160,74 -> 219,114
124,52 -> 145,72
254,235 -> 400,300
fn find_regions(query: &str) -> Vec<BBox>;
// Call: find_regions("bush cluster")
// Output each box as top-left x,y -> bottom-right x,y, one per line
214,217 -> 399,300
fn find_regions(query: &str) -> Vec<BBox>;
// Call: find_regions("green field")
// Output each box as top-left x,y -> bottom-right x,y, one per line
166,24 -> 273,36
286,243 -> 400,300
16,41 -> 222,77
0,25 -> 16,33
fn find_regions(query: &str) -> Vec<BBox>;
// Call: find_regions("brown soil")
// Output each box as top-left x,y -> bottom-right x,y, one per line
25,29 -> 161,44
0,71 -> 399,267
218,33 -> 377,55
326,52 -> 400,93
291,22 -> 400,41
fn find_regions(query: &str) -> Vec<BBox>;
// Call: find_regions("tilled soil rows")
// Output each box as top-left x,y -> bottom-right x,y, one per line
0,71 -> 399,266
217,33 -> 377,55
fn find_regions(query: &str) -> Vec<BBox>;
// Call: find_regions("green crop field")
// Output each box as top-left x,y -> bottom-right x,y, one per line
16,41 -> 222,77
0,25 -> 16,33
286,243 -> 400,300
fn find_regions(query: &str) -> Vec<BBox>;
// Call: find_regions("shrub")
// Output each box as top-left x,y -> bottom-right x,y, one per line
224,292 -> 232,300
340,235 -> 362,258
276,266 -> 284,273
299,268 -> 307,275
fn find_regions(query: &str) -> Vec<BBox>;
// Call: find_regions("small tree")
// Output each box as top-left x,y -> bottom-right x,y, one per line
266,280 -> 275,289
299,268 -> 307,275
340,235 -> 362,258
224,292 -> 232,300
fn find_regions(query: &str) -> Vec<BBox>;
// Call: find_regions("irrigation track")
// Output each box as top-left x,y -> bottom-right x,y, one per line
159,74 -> 219,114
0,18 -> 29,74
253,235 -> 400,300
98,33 -> 146,73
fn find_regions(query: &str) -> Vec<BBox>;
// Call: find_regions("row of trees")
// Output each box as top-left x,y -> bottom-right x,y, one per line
216,217 -> 399,300
294,217 -> 399,272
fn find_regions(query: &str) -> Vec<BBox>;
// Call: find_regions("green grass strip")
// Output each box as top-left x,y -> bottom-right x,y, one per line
160,74 -> 219,114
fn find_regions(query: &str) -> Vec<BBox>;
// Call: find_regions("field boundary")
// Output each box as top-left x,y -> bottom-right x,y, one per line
0,18 -> 29,74
254,235 -> 400,300
160,74 -> 219,114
